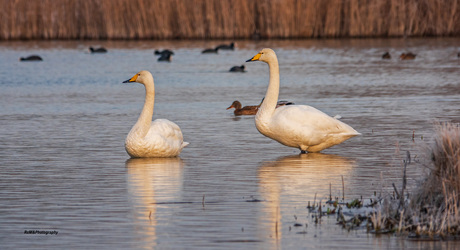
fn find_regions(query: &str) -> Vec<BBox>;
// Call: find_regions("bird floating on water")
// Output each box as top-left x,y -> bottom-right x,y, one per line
227,101 -> 259,115
246,48 -> 360,153
202,47 -> 219,54
229,65 -> 245,72
227,99 -> 294,116
400,52 -> 416,60
382,52 -> 391,59
154,49 -> 174,56
20,55 -> 43,61
202,43 -> 235,54
154,49 -> 174,62
123,70 -> 188,158
157,54 -> 172,62
89,47 -> 107,53
154,50 -> 174,62
216,42 -> 235,51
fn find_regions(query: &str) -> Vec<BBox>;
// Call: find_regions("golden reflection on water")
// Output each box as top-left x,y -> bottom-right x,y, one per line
258,153 -> 356,245
125,157 -> 184,248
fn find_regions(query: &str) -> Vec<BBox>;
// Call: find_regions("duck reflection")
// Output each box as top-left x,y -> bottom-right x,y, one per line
258,153 -> 356,242
125,157 -> 185,246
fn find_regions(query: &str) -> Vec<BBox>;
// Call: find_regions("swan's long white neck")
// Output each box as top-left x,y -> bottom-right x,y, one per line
257,55 -> 279,120
131,81 -> 155,138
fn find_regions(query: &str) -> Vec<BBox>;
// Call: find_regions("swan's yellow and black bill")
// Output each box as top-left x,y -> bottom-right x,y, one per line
123,74 -> 139,83
246,53 -> 261,62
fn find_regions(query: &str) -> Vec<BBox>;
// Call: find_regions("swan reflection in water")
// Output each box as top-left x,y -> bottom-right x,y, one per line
125,157 -> 185,247
258,153 -> 356,242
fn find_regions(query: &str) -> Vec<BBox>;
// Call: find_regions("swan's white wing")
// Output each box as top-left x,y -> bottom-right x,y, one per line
269,105 -> 359,146
149,119 -> 182,138
144,119 -> 188,156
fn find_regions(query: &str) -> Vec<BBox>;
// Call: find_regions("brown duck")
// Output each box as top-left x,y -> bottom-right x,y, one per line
400,52 -> 416,60
227,101 -> 259,115
227,100 -> 294,116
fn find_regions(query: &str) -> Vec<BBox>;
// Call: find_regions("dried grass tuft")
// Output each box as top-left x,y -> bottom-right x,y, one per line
408,123 -> 460,237
369,123 -> 460,238
414,123 -> 460,207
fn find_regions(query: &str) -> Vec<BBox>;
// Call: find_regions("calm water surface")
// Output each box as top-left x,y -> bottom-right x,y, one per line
1,38 -> 459,249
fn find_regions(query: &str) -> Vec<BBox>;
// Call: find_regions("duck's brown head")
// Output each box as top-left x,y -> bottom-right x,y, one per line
227,100 -> 242,110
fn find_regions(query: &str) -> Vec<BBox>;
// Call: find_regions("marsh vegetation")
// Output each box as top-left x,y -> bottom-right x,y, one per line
1,0 -> 460,40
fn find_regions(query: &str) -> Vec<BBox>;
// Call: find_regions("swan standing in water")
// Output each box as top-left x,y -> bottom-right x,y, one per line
123,70 -> 189,158
246,48 -> 360,153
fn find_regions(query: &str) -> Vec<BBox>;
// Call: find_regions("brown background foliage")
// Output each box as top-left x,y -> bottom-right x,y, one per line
1,0 -> 459,40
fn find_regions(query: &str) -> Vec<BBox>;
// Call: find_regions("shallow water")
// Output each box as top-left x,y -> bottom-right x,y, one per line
1,38 -> 459,249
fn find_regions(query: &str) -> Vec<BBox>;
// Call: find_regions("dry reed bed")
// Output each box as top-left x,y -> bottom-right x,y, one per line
1,0 -> 459,40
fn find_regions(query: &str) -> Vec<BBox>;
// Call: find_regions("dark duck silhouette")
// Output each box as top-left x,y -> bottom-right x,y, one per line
382,52 -> 391,59
202,47 -> 219,54
154,49 -> 174,56
229,65 -> 245,72
154,49 -> 174,62
89,47 -> 107,53
20,55 -> 43,61
158,54 -> 172,62
400,52 -> 416,60
216,42 -> 235,51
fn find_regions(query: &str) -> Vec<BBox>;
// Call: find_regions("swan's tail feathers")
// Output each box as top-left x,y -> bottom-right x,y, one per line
342,132 -> 361,139
339,121 -> 361,136
182,142 -> 190,148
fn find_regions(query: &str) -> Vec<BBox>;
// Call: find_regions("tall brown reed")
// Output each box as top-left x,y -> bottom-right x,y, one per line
1,0 -> 459,40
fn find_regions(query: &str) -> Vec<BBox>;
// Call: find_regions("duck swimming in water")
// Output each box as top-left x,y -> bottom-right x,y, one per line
400,52 -> 416,60
154,49 -> 174,56
216,42 -> 235,51
154,49 -> 174,62
89,47 -> 107,53
229,65 -> 245,72
20,55 -> 43,61
227,101 -> 259,115
382,52 -> 391,59
227,99 -> 294,116
202,47 -> 219,54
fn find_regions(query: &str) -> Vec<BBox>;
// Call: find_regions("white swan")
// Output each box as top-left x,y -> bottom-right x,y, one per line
123,70 -> 189,158
246,48 -> 360,153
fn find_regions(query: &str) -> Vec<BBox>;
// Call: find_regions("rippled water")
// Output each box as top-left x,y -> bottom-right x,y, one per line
1,38 -> 459,249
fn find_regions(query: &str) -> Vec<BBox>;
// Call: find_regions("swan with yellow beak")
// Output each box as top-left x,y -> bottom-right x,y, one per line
246,48 -> 360,153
